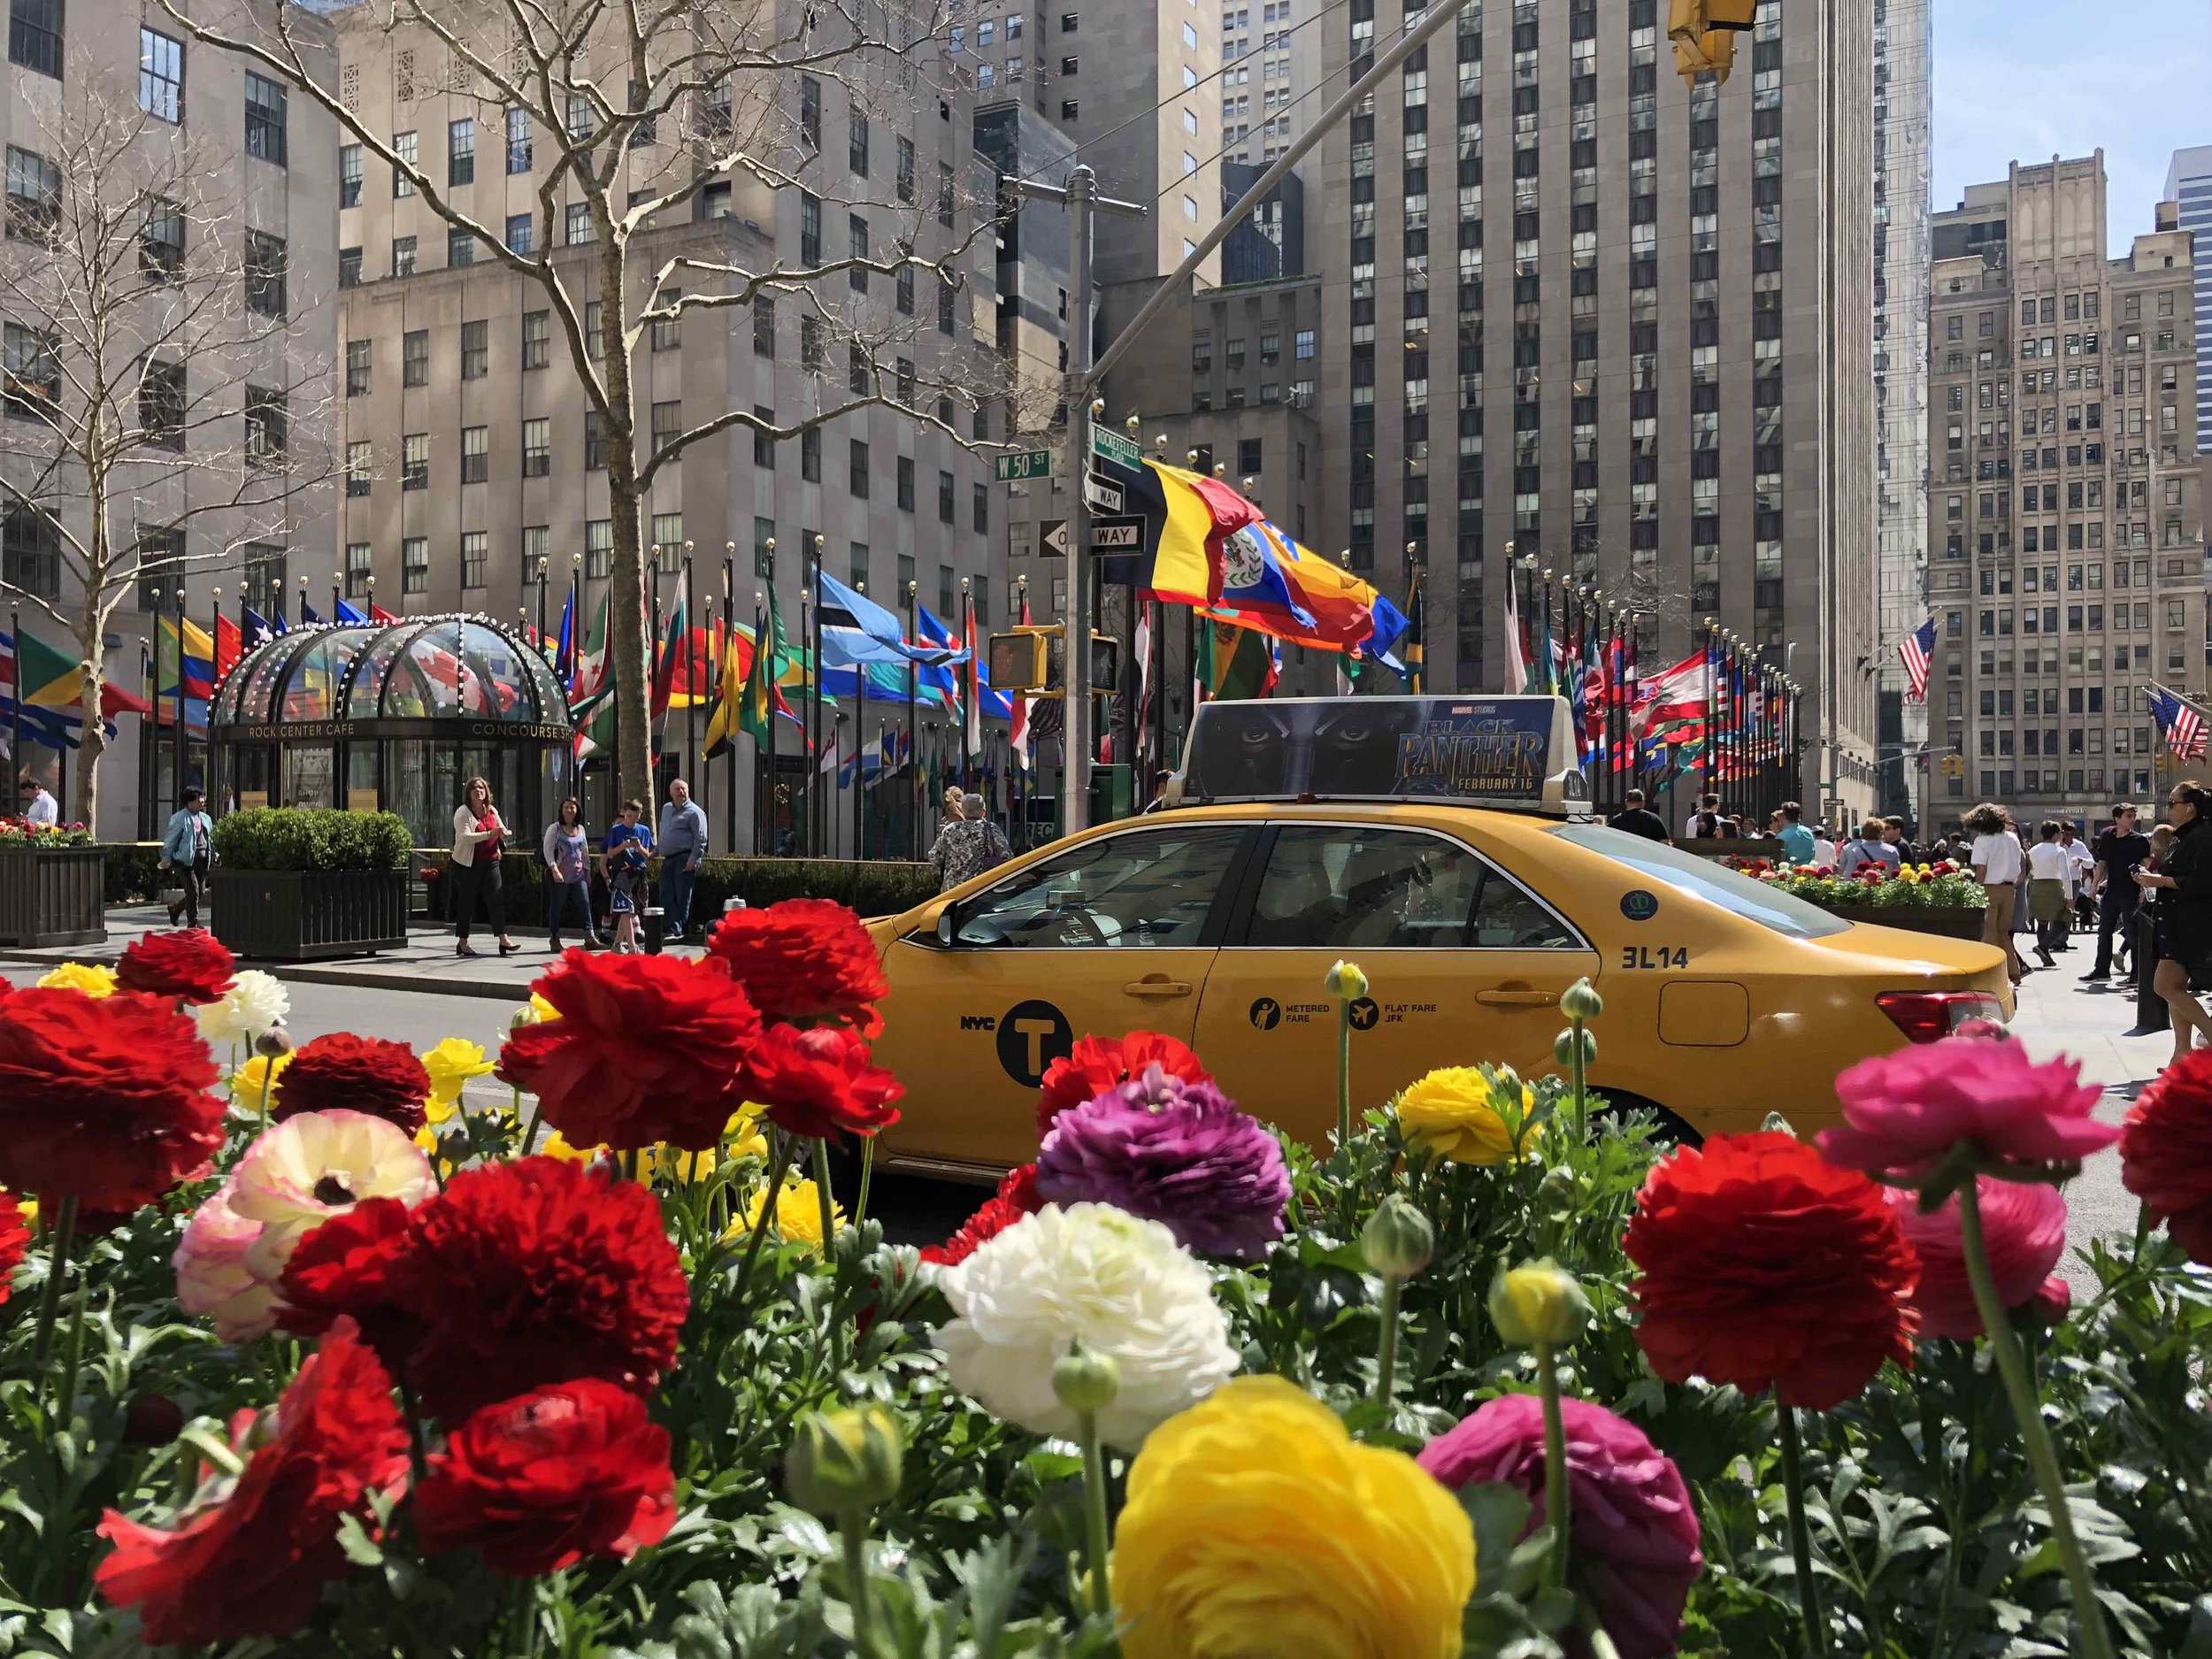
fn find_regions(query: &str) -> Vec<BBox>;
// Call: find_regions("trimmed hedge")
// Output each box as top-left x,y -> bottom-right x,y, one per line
422,849 -> 935,925
104,843 -> 165,903
211,808 -> 413,873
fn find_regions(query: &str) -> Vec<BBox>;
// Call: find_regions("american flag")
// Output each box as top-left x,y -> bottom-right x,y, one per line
1900,616 -> 1937,703
2152,688 -> 2208,762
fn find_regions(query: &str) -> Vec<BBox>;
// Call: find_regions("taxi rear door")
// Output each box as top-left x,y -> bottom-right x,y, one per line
1190,821 -> 1601,1148
872,820 -> 1261,1172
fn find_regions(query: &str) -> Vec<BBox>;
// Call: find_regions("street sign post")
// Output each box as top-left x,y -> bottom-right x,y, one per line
994,449 -> 1055,482
1089,426 -> 1142,471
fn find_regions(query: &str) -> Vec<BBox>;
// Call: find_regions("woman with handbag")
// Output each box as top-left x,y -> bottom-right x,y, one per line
449,775 -> 517,957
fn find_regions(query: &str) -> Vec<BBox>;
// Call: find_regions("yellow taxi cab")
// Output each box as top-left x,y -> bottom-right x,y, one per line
866,695 -> 2010,1180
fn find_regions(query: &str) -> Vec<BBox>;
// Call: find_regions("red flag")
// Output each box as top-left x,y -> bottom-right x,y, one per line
214,613 -> 243,680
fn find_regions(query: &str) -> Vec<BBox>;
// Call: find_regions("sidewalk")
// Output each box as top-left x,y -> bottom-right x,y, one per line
0,905 -> 710,1002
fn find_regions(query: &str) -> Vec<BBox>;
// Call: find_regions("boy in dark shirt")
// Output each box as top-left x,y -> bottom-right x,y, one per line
2084,803 -> 2149,981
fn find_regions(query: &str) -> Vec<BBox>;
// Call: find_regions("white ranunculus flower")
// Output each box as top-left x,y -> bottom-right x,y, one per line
195,969 -> 290,1047
932,1202 -> 1237,1449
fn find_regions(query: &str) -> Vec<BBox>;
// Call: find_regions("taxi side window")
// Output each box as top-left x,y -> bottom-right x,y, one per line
951,826 -> 1245,949
1244,826 -> 1577,949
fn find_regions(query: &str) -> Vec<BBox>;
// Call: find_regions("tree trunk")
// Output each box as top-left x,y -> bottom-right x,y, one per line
601,257 -> 652,813
73,521 -> 105,833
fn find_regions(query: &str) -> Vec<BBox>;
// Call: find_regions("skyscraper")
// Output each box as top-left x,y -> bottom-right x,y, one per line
2164,144 -> 2212,456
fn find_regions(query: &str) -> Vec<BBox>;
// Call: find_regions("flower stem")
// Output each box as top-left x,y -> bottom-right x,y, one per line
397,1379 -> 430,1486
518,1086 -> 541,1156
1534,1335 -> 1571,1594
733,1133 -> 799,1305
1568,1016 -> 1588,1141
56,1269 -> 89,1426
1776,1402 -> 1827,1659
1334,1000 -> 1353,1148
811,1137 -> 845,1372
841,1509 -> 877,1659
1078,1406 -> 1114,1624
257,1060 -> 277,1131
1375,1272 -> 1403,1405
30,1194 -> 79,1389
1955,1179 -> 2116,1659
855,1137 -> 876,1228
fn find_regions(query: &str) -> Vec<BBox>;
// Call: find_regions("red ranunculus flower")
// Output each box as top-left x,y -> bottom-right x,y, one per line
115,929 -> 236,1005
0,987 -> 225,1212
741,1022 -> 903,1142
272,1033 -> 433,1135
706,898 -> 887,1033
95,1318 -> 410,1647
0,1191 -> 27,1303
123,1394 -> 188,1447
498,951 -> 762,1150
277,1197 -> 423,1368
415,1379 -> 676,1575
2120,1048 -> 2212,1264
1034,1032 -> 1213,1137
1624,1131 -> 1920,1409
398,1156 -> 688,1422
921,1164 -> 1042,1266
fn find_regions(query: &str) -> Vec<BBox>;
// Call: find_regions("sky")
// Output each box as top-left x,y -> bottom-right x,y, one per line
1930,0 -> 2212,253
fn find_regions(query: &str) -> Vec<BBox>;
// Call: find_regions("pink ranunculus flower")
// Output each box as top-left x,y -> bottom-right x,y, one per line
1821,1032 -> 2117,1180
1885,1177 -> 2068,1341
1419,1394 -> 1701,1659
173,1110 -> 434,1342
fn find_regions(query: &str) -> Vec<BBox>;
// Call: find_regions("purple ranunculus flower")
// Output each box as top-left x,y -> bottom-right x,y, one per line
1418,1394 -> 1701,1659
1033,1064 -> 1290,1261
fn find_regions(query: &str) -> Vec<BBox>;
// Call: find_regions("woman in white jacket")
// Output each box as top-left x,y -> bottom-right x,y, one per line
450,775 -> 517,957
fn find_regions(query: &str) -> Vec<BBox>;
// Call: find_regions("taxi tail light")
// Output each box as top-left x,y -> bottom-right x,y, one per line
1876,990 -> 2006,1044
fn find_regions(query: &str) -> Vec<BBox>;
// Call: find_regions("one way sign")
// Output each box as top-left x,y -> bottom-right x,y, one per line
1089,516 -> 1145,553
1040,518 -> 1069,557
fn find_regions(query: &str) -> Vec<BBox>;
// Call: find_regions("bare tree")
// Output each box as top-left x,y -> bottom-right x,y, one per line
0,58 -> 334,829
159,0 -> 1017,807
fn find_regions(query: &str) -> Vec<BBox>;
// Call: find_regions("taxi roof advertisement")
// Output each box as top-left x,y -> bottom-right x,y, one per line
1177,695 -> 1591,815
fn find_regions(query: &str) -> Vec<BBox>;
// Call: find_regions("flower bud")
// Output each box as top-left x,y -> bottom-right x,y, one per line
509,1002 -> 540,1029
1487,1259 -> 1591,1350
1360,1194 -> 1435,1280
786,1405 -> 905,1517
1053,1345 -> 1123,1415
1538,1165 -> 1579,1208
253,1022 -> 292,1058
1554,1026 -> 1598,1069
1324,959 -> 1368,1000
1560,978 -> 1604,1021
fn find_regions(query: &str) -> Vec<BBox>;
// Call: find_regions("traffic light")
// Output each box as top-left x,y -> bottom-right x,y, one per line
988,625 -> 1119,699
1668,0 -> 1755,82
1939,754 -> 1964,780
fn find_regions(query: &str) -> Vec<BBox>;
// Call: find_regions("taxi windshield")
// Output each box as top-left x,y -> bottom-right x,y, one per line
1549,824 -> 1852,939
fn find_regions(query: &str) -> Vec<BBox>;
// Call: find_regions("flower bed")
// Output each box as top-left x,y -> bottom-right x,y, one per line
0,815 -> 104,948
209,809 -> 411,960
0,918 -> 2205,1658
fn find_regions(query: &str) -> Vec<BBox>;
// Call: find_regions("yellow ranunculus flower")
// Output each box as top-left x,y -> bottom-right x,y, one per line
422,1037 -> 495,1113
1395,1066 -> 1530,1166
736,1176 -> 844,1253
227,1051 -> 294,1112
1112,1375 -> 1474,1659
726,1106 -> 769,1163
36,961 -> 115,997
537,1131 -> 596,1163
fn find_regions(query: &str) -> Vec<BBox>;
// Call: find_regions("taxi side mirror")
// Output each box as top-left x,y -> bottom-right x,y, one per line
936,907 -> 957,947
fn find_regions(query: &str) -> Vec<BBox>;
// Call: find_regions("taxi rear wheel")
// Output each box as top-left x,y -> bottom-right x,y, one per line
1588,1088 -> 1701,1148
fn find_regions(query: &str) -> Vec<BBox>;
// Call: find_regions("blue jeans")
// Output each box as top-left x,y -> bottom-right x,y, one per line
545,879 -> 593,947
658,859 -> 697,937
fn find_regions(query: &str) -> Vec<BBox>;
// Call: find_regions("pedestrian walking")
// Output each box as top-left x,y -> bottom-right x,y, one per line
2132,781 -> 2212,1065
1605,788 -> 1671,844
1685,793 -> 1724,838
158,787 -> 214,928
1966,803 -> 2024,983
657,778 -> 710,941
1811,823 -> 1839,866
1837,818 -> 1901,878
449,776 -> 517,957
927,792 -> 1010,893
602,798 -> 653,953
2084,803 -> 2148,982
1880,816 -> 1916,865
541,796 -> 602,952
2131,823 -> 2176,1034
2025,819 -> 2071,969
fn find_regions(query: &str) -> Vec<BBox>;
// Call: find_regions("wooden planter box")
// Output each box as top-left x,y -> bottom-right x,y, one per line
0,846 -> 106,948
1818,904 -> 1987,941
211,869 -> 408,961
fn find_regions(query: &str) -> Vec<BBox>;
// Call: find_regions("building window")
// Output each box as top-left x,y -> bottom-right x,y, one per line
392,129 -> 417,196
1,505 -> 59,597
585,301 -> 603,358
344,339 -> 370,397
753,296 -> 774,356
339,246 -> 361,288
344,441 -> 370,497
505,212 -> 533,254
460,319 -> 487,380
799,75 -> 821,147
5,146 -> 58,241
244,231 -> 287,317
896,135 -> 915,204
800,191 -> 820,263
448,118 -> 474,185
585,519 -> 611,578
849,213 -> 869,290
403,329 -> 427,386
650,290 -> 680,350
973,482 -> 988,534
522,311 -> 549,370
243,386 -> 286,464
460,426 -> 488,484
897,455 -> 916,511
391,235 -> 416,276
447,226 -> 474,267
753,516 -> 776,576
939,163 -> 956,227
895,265 -> 914,316
521,418 -> 549,476
565,93 -> 595,139
506,107 -> 531,173
8,0 -> 62,76
801,426 -> 820,481
401,432 -> 428,488
402,535 -> 428,593
140,195 -> 184,277
651,399 -> 680,456
344,541 -> 372,594
938,469 -> 956,524
244,72 -> 288,167
584,412 -> 608,470
651,514 -> 684,567
337,142 -> 365,210
849,108 -> 869,174
461,529 -> 488,589
522,525 -> 549,584
939,274 -> 956,334
139,357 -> 185,449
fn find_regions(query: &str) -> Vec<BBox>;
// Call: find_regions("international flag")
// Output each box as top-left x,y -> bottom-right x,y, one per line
335,598 -> 369,626
1127,459 -> 1264,607
1133,603 -> 1154,766
153,616 -> 214,713
1900,616 -> 1937,703
737,587 -> 791,747
553,590 -> 575,688
816,570 -> 961,669
242,605 -> 277,647
2152,687 -> 2208,763
702,617 -> 747,763
1204,620 -> 1280,700
214,613 -> 243,683
1502,572 -> 1529,694
1009,588 -> 1033,772
370,603 -> 399,624
649,595 -> 686,724
299,598 -> 324,626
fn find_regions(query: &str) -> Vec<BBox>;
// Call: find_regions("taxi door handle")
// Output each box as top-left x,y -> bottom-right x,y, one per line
1475,987 -> 1558,1008
1124,979 -> 1194,997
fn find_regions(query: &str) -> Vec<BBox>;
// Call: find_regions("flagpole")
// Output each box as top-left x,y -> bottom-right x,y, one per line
958,580 -> 973,792
751,592 -> 765,855
853,581 -> 865,862
1701,618 -> 1716,815
170,586 -> 187,813
682,544 -> 698,792
720,551 -> 735,856
905,578 -> 919,861
808,534 -> 825,859
762,540 -> 780,857
800,581 -> 813,855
